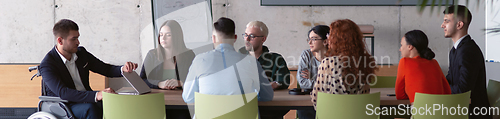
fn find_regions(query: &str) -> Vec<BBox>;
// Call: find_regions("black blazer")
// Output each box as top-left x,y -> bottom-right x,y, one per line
39,46 -> 122,103
446,35 -> 491,118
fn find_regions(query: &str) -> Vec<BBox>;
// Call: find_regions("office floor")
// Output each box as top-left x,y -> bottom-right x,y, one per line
0,108 -> 36,119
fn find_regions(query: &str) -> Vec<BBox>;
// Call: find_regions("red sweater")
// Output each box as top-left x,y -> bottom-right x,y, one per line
395,56 -> 451,103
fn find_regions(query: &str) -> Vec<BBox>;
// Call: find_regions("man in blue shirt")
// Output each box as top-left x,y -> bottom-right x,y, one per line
182,17 -> 274,104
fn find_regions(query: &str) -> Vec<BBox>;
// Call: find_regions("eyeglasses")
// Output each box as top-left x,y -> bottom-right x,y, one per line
307,38 -> 324,42
242,33 -> 264,39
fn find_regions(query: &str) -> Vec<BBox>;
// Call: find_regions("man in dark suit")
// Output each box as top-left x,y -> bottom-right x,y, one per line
441,5 -> 491,119
39,19 -> 138,119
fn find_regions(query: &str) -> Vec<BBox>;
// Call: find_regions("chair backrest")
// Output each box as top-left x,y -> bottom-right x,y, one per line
194,92 -> 258,119
102,92 -> 165,119
487,79 -> 500,119
412,91 -> 471,119
316,92 -> 380,119
370,76 -> 396,88
487,79 -> 500,107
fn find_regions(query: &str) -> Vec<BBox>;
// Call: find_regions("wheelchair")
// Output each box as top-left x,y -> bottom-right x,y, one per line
27,66 -> 75,119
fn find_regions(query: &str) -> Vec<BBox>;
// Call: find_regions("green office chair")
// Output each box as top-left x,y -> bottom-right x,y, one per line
487,79 -> 500,119
194,92 -> 258,119
487,79 -> 500,107
315,92 -> 380,119
370,76 -> 396,88
371,76 -> 406,119
412,91 -> 471,119
102,92 -> 166,119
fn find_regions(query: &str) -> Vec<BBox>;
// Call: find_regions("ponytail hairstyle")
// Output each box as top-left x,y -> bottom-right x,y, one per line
308,25 -> 330,40
403,30 -> 435,60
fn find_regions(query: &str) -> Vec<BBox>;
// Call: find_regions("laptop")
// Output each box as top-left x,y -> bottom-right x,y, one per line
116,71 -> 151,95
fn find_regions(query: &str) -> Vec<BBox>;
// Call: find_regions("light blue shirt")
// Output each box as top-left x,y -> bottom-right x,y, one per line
182,43 -> 274,103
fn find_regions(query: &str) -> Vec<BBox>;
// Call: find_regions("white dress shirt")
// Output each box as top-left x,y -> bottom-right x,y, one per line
57,49 -> 101,102
454,34 -> 469,49
56,49 -> 86,91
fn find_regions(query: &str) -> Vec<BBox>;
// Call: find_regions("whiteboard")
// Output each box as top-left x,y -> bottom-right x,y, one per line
152,0 -> 213,55
486,0 -> 500,62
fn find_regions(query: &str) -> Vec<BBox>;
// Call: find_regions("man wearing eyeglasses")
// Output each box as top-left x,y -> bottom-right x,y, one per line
239,21 -> 291,119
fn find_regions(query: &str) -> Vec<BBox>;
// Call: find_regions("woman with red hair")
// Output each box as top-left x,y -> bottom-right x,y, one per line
310,19 -> 378,109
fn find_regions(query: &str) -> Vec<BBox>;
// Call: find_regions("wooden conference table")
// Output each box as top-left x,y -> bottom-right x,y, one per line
152,88 -> 410,110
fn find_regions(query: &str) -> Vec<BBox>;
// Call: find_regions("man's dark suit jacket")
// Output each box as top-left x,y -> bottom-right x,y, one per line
40,46 -> 122,103
446,35 -> 491,118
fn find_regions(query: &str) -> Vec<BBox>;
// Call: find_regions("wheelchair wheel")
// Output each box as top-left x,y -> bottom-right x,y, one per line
27,111 -> 57,119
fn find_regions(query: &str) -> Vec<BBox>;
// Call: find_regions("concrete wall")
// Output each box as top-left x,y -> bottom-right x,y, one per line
460,0 -> 486,58
211,0 -> 490,75
54,0 -> 144,66
0,0 -> 153,68
0,0 -> 495,80
0,0 -> 55,63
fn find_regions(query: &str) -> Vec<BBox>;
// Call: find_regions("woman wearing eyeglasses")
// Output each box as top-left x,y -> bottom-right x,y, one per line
296,25 -> 329,119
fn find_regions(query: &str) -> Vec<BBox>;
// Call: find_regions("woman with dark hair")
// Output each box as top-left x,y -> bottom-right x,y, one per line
395,30 -> 451,103
310,19 -> 377,109
298,25 -> 330,90
140,20 -> 195,90
297,25 -> 329,118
